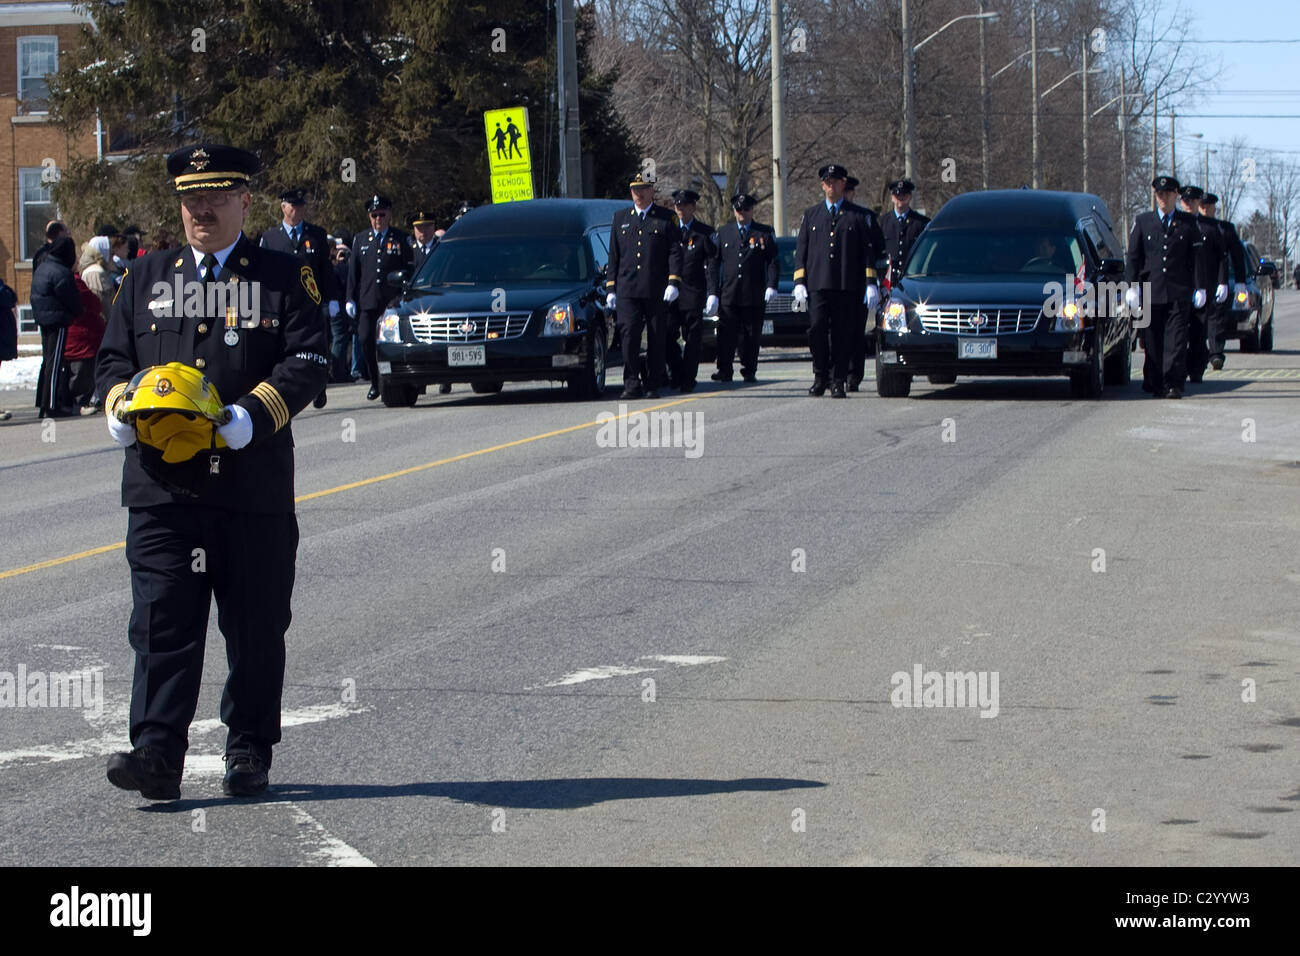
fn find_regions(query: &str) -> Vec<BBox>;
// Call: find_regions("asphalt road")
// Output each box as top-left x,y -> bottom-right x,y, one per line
2,295 -> 1297,866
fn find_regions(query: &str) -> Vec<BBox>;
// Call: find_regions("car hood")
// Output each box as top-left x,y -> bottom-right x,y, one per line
893,275 -> 1067,307
390,285 -> 591,315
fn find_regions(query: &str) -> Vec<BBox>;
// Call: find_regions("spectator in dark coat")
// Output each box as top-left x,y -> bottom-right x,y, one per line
31,220 -> 68,272
0,275 -> 17,421
31,235 -> 81,418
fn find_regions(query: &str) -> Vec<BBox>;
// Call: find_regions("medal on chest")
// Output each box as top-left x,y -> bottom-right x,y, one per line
224,306 -> 239,346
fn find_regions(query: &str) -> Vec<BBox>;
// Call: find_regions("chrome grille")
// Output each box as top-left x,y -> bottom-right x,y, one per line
407,312 -> 529,343
917,307 -> 1040,335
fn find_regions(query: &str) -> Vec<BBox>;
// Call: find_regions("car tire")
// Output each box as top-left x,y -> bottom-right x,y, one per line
567,324 -> 607,400
470,380 -> 504,394
926,372 -> 957,385
1103,335 -> 1131,386
875,350 -> 911,397
1261,316 -> 1274,352
380,381 -> 419,407
1239,327 -> 1259,353
1069,347 -> 1104,400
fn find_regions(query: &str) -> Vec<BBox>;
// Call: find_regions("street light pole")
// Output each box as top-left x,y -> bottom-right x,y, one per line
1031,0 -> 1039,188
769,0 -> 786,234
979,0 -> 989,189
902,0 -> 914,180
1081,39 -> 1089,192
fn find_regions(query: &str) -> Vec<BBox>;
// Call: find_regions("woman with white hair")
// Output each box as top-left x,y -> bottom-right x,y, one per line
80,234 -> 121,316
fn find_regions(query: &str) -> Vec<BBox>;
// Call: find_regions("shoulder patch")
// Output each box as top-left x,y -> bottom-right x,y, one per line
300,265 -> 321,305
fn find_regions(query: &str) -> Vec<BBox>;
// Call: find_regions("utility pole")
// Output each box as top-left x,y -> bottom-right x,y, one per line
902,0 -> 915,180
979,0 -> 989,189
555,0 -> 582,197
1119,70 -> 1128,239
1170,113 -> 1176,181
1030,0 -> 1040,188
1151,88 -> 1157,187
770,0 -> 787,233
1081,39 -> 1089,193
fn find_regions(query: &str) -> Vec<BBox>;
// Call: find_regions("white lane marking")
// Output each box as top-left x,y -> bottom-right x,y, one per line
532,655 -> 728,689
31,644 -> 87,651
285,802 -> 377,867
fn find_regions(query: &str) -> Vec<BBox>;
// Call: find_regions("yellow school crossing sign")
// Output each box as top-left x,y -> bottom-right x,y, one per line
484,107 -> 534,203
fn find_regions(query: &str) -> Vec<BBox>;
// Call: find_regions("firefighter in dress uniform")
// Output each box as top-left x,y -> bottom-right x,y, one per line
708,192 -> 778,383
665,188 -> 715,393
97,144 -> 329,800
346,194 -> 413,400
1199,193 -> 1248,370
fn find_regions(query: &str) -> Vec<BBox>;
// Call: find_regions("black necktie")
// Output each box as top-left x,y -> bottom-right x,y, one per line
202,253 -> 219,283
740,225 -> 748,241
292,226 -> 301,245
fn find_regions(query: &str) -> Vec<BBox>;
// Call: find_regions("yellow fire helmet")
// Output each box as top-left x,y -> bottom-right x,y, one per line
118,362 -> 230,463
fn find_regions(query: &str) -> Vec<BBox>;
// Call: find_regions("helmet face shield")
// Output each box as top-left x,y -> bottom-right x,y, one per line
119,363 -> 229,462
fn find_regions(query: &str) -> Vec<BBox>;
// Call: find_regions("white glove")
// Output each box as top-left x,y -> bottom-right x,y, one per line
217,403 -> 253,450
1214,284 -> 1228,304
1124,287 -> 1141,313
704,294 -> 719,316
106,405 -> 136,448
345,301 -> 356,319
1193,289 -> 1207,309
662,285 -> 679,304
1234,282 -> 1247,302
864,285 -> 880,309
329,300 -> 340,318
792,283 -> 808,303
605,292 -> 616,310
764,287 -> 776,303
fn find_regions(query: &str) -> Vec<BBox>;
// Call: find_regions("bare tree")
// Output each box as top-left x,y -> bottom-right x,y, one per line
1211,136 -> 1252,225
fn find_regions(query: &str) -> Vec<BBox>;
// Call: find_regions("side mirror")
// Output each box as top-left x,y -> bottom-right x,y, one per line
1099,257 -> 1125,277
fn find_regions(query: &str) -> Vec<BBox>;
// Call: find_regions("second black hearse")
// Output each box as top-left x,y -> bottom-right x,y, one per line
876,190 -> 1134,399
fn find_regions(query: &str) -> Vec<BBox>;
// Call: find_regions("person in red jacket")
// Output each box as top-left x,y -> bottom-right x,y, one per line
65,271 -> 105,411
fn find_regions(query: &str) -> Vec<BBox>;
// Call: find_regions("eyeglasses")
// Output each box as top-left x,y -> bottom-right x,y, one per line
180,191 -> 239,210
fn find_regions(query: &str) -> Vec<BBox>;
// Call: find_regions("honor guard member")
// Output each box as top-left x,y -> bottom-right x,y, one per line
1199,193 -> 1248,370
1124,175 -> 1209,399
665,188 -> 715,393
95,143 -> 329,800
882,178 -> 930,284
407,207 -> 451,394
605,173 -> 683,399
793,164 -> 885,397
261,188 -> 337,408
1177,185 -> 1228,383
708,192 -> 778,383
347,194 -> 413,400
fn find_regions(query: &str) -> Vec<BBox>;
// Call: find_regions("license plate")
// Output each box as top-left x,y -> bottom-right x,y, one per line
448,345 -> 485,366
762,319 -> 774,336
958,337 -> 997,359
377,361 -> 392,375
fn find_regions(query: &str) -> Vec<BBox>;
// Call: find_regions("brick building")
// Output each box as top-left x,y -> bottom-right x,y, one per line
0,1 -> 97,335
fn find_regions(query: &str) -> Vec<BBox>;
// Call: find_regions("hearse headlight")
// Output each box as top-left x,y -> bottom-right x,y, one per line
377,311 -> 402,343
882,301 -> 909,332
543,302 -> 576,336
1053,300 -> 1084,333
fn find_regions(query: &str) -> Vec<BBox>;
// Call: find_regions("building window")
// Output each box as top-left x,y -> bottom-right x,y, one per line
19,168 -> 58,260
17,305 -> 35,335
18,36 -> 58,114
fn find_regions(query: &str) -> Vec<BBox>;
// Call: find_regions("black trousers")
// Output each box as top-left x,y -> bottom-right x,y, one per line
665,302 -> 703,386
808,289 -> 858,382
848,301 -> 871,384
358,306 -> 384,387
329,304 -> 355,382
1142,300 -> 1190,393
35,324 -> 71,416
125,505 -> 299,770
717,302 -> 764,377
1206,299 -> 1228,359
617,296 -> 667,390
1187,306 -> 1209,379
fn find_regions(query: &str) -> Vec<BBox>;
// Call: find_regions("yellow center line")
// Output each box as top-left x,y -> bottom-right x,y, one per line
0,396 -> 707,581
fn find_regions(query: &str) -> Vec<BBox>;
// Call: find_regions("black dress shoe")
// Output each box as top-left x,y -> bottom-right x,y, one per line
643,388 -> 660,399
711,371 -> 733,382
830,382 -> 847,398
438,383 -> 452,394
741,372 -> 757,383
313,390 -> 327,408
619,386 -> 644,400
106,746 -> 181,801
222,753 -> 269,797
1188,373 -> 1203,384
846,382 -> 860,392
366,386 -> 379,400
679,382 -> 695,394
1164,387 -> 1183,399
1209,355 -> 1224,371
808,380 -> 828,396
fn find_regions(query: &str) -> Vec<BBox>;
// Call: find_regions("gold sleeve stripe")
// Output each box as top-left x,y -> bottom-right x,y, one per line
106,381 -> 129,414
668,274 -> 681,281
865,268 -> 878,278
793,268 -> 806,280
605,280 -> 615,288
251,382 -> 290,431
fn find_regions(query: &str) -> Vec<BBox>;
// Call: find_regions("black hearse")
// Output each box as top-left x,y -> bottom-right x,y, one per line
876,190 -> 1133,398
374,199 -> 624,405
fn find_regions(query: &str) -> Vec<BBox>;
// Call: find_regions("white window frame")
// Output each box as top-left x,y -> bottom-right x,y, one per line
17,35 -> 58,115
19,167 -> 58,260
17,305 -> 35,335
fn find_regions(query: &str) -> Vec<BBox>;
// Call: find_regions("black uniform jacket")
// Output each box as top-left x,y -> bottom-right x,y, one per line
1192,213 -> 1228,288
95,234 -> 329,513
409,235 -> 439,275
606,203 -> 684,299
709,220 -> 779,308
1125,209 -> 1209,304
881,208 -> 930,279
674,219 -> 716,312
1213,218 -> 1248,284
260,220 -> 339,304
347,227 -> 413,311
793,200 -> 885,292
